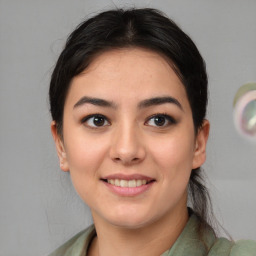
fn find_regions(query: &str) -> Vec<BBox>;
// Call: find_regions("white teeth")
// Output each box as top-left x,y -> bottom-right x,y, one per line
128,180 -> 136,188
120,180 -> 128,187
107,179 -> 148,187
136,180 -> 142,186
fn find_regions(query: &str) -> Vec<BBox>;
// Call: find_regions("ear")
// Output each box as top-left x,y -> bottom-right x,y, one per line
51,121 -> 69,172
192,119 -> 210,169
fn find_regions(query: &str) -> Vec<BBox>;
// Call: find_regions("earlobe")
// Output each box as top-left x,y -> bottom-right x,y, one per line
192,119 -> 210,169
51,121 -> 69,172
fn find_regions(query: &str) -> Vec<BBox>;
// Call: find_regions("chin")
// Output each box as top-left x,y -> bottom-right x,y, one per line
101,208 -> 159,230
110,217 -> 151,229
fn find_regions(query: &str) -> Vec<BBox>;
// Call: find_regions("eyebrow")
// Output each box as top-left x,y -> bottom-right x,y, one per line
73,96 -> 116,109
138,96 -> 183,111
73,96 -> 183,111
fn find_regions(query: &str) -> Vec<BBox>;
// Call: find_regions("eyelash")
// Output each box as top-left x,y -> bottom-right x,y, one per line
81,113 -> 176,128
81,114 -> 111,128
145,113 -> 177,127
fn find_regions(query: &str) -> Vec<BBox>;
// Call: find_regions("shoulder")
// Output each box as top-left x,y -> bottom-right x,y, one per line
230,240 -> 256,256
47,225 -> 95,256
208,238 -> 256,256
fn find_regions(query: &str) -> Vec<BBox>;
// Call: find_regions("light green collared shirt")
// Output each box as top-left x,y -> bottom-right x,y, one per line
48,214 -> 256,256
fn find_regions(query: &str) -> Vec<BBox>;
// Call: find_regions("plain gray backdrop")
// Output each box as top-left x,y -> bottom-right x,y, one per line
0,0 -> 256,255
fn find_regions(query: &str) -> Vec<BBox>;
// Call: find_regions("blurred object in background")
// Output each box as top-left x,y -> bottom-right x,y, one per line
233,83 -> 256,141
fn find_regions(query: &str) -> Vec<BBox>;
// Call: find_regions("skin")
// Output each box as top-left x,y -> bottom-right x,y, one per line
51,48 -> 209,256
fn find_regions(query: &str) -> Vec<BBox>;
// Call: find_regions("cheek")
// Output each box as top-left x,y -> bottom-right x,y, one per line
149,133 -> 195,171
63,134 -> 110,204
64,132 -> 109,177
147,131 -> 195,198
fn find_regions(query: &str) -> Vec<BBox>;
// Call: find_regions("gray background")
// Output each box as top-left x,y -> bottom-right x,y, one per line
0,0 -> 256,255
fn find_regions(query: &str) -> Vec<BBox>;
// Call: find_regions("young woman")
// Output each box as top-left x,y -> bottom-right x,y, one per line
48,8 -> 256,256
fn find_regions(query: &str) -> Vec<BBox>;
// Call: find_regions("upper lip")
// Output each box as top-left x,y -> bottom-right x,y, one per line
101,173 -> 155,181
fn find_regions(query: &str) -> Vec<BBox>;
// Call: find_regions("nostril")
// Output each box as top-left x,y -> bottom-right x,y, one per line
110,143 -> 146,164
113,156 -> 141,165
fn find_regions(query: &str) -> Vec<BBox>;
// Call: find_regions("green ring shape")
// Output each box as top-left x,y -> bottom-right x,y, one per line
233,83 -> 256,107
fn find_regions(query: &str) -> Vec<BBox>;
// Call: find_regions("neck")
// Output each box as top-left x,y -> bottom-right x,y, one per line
88,207 -> 189,256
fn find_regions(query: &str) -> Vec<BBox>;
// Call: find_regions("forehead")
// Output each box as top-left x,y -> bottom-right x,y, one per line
80,48 -> 180,84
66,48 -> 190,110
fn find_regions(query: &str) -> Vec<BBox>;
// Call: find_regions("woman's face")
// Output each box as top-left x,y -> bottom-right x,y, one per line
52,48 -> 209,229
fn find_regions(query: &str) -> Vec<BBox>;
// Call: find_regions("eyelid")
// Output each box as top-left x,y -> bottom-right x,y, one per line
145,113 -> 176,127
80,113 -> 176,128
81,114 -> 111,128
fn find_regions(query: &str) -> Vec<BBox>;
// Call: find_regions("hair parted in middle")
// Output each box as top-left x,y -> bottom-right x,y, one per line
49,8 -> 213,237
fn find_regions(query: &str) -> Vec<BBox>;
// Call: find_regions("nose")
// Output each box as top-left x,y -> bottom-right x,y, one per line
109,123 -> 146,165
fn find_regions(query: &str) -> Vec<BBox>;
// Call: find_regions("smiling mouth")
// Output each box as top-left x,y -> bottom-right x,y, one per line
102,179 -> 154,188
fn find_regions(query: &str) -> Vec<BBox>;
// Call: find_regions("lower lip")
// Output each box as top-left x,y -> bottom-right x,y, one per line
103,181 -> 154,197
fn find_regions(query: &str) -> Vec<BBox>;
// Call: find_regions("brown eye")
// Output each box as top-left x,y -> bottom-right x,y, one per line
93,116 -> 105,126
82,114 -> 110,128
146,114 -> 176,127
153,116 -> 166,126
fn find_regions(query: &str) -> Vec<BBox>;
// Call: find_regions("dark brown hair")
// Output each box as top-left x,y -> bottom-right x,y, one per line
49,8 -> 213,237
